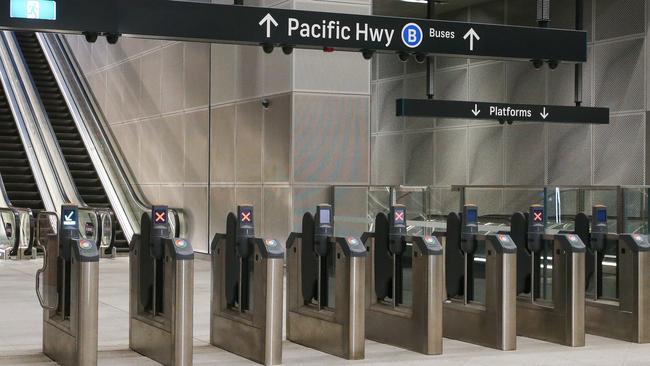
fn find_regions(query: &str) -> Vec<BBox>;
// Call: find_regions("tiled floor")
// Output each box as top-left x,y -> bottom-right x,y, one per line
0,256 -> 649,365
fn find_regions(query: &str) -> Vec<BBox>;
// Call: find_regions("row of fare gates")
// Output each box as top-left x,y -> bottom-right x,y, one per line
30,199 -> 650,366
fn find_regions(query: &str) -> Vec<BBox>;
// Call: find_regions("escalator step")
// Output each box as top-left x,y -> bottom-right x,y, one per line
16,30 -> 127,248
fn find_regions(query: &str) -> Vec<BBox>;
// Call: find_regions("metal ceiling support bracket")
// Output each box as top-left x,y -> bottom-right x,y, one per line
426,0 -> 435,100
575,0 -> 584,106
537,0 -> 551,27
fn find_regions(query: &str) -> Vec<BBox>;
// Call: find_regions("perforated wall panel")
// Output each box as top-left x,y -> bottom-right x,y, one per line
594,38 -> 644,113
469,126 -> 504,185
593,114 -> 645,185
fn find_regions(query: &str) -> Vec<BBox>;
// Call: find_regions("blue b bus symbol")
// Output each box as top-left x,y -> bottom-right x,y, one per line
401,23 -> 423,48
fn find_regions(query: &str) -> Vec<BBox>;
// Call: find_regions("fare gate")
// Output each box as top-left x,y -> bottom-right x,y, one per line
35,205 -> 99,366
211,205 -> 284,365
361,205 -> 444,355
129,206 -> 194,366
286,204 -> 367,360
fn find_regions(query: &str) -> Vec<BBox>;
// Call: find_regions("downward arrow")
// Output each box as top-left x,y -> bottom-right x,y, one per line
463,28 -> 480,51
64,211 -> 74,221
540,107 -> 549,120
471,104 -> 481,116
259,13 -> 279,38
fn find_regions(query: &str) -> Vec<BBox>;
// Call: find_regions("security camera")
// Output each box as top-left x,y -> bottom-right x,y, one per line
361,50 -> 375,60
507,119 -> 514,125
397,52 -> 410,63
498,119 -> 506,125
106,33 -> 120,45
282,45 -> 294,55
262,43 -> 274,54
261,99 -> 271,109
414,53 -> 427,64
547,60 -> 559,70
83,32 -> 98,43
531,59 -> 544,69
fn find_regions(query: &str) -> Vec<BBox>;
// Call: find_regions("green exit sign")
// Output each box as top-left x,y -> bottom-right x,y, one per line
10,0 -> 56,21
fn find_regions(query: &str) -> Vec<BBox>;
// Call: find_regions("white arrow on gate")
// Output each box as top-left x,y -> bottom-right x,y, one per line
463,28 -> 480,51
259,13 -> 279,38
64,211 -> 74,222
471,104 -> 481,116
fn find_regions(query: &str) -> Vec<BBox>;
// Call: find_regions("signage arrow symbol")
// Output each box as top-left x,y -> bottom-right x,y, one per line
471,104 -> 481,116
541,107 -> 549,120
259,13 -> 278,38
64,211 -> 74,221
463,28 -> 480,51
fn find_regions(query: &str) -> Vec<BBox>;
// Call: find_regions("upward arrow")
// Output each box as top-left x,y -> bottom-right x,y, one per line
463,28 -> 480,51
259,13 -> 279,38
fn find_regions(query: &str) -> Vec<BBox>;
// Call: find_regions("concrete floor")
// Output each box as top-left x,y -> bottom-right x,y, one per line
0,257 -> 649,365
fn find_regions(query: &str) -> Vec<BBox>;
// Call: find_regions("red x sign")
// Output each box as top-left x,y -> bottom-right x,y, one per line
241,212 -> 251,223
155,211 -> 166,223
533,212 -> 543,222
394,211 -> 405,222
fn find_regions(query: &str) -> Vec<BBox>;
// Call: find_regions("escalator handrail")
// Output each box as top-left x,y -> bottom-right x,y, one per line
0,32 -> 59,212
5,31 -> 84,208
39,33 -> 187,239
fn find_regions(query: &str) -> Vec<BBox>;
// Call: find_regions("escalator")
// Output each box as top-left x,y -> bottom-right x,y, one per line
0,82 -> 44,255
15,32 -> 128,251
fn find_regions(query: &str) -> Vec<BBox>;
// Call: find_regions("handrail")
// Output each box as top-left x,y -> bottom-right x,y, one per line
2,31 -> 81,207
35,211 -> 58,310
0,32 -> 57,211
38,33 -> 187,240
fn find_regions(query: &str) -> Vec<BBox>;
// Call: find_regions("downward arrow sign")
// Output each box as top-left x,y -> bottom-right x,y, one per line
64,211 -> 74,221
471,104 -> 481,116
540,107 -> 549,120
463,28 -> 480,51
259,13 -> 279,38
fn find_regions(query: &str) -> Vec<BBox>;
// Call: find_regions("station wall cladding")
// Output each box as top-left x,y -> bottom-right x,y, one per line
371,0 -> 650,216
65,0 -> 371,253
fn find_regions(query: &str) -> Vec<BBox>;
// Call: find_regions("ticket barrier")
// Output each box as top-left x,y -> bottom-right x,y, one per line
0,206 -> 33,259
286,204 -> 367,360
576,206 -> 650,343
129,206 -> 194,366
510,205 -> 586,347
211,205 -> 284,365
35,205 -> 99,366
442,204 -> 517,351
360,205 -> 444,355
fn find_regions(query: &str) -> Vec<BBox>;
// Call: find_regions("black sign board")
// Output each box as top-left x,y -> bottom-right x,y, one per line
396,99 -> 609,124
152,206 -> 168,225
61,205 -> 78,229
0,0 -> 587,62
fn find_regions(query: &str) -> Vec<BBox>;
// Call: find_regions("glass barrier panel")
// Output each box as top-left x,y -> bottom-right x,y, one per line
623,187 -> 649,234
0,210 -> 14,247
471,240 -> 487,305
400,243 -> 413,307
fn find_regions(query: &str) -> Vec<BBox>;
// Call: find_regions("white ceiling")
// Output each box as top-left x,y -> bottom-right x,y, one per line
373,0 -> 494,18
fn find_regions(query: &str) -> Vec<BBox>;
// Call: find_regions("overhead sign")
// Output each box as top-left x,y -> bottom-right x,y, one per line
0,0 -> 587,62
396,99 -> 609,124
10,0 -> 56,20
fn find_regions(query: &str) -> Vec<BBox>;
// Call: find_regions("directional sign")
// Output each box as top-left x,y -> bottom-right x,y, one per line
397,99 -> 609,124
62,206 -> 78,228
0,0 -> 587,62
10,0 -> 56,21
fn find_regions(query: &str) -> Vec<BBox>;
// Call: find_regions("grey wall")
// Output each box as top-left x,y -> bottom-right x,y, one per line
371,0 -> 649,214
67,0 -> 371,252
